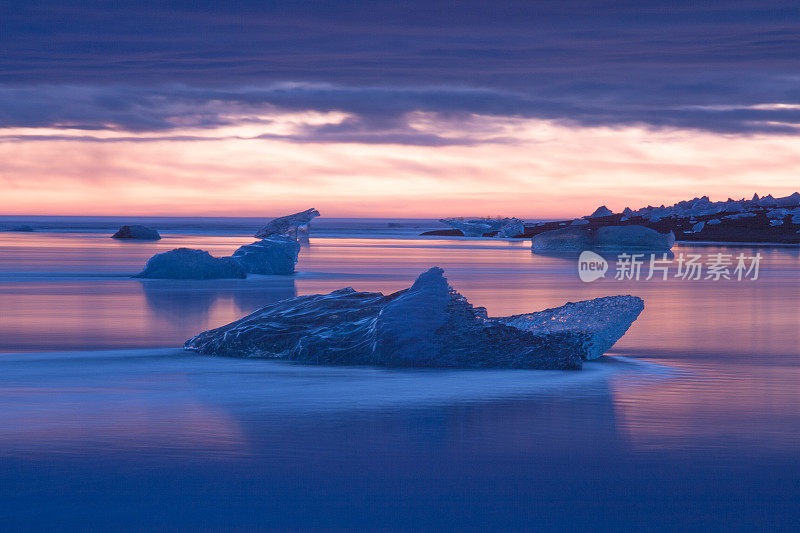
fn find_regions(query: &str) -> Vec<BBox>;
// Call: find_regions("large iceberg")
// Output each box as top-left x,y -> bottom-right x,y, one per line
255,208 -> 320,239
184,268 -> 644,369
439,217 -> 525,237
531,225 -> 674,252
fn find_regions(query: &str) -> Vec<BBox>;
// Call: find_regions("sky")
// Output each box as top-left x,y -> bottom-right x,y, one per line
1,0 -> 799,218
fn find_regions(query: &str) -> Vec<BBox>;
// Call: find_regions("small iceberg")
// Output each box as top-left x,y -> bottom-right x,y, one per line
112,225 -> 161,240
255,208 -> 320,239
184,268 -> 644,369
439,217 -> 525,237
588,205 -> 613,218
532,225 -> 674,252
231,236 -> 300,275
135,248 -> 246,279
135,237 -> 301,279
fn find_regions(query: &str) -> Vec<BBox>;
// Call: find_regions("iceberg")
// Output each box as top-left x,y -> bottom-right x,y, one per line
111,225 -> 161,240
594,226 -> 675,250
497,295 -> 645,360
531,227 -> 593,251
254,208 -> 320,239
588,205 -> 613,218
766,209 -> 789,219
135,248 -> 246,279
135,237 -> 301,279
184,268 -> 644,369
439,217 -> 525,237
532,225 -> 673,252
231,236 -> 300,275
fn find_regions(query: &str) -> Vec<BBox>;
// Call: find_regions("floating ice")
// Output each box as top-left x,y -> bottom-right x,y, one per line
599,192 -> 800,222
254,208 -> 320,239
111,225 -> 161,240
135,248 -> 245,279
588,205 -> 613,218
692,221 -> 705,232
594,226 -> 675,250
498,295 -> 645,360
135,236 -> 301,279
571,218 -> 590,226
184,268 -> 644,369
766,209 -> 788,219
231,236 -> 300,275
531,227 -> 593,251
439,217 -> 525,237
532,225 -> 673,252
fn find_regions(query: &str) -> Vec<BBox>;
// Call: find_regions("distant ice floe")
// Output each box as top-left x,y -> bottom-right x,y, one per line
439,217 -> 525,237
136,211 -> 310,279
254,208 -> 320,240
588,205 -> 613,218
599,192 -> 800,221
531,225 -> 674,252
185,267 -> 644,369
111,224 -> 161,240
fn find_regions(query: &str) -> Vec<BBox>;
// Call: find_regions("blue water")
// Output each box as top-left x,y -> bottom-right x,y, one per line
1,219 -> 799,530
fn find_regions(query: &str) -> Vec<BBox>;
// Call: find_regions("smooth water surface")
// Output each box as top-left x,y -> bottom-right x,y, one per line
1,220 -> 799,530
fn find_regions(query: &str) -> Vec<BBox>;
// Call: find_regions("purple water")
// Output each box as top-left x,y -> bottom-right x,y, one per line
1,219 -> 799,530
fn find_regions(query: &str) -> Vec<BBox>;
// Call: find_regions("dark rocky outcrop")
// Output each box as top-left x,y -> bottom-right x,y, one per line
112,225 -> 161,240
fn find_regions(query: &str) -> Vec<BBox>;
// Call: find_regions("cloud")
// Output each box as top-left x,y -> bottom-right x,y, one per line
0,82 -> 799,145
0,1 -> 798,139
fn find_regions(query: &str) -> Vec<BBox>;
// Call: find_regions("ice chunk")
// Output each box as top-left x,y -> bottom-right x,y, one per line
770,219 -> 784,226
111,225 -> 161,240
766,208 -> 788,219
531,227 -> 593,251
231,236 -> 300,275
725,212 -> 756,220
184,268 -> 645,369
571,218 -> 590,226
135,248 -> 245,279
594,226 -> 675,250
497,295 -> 645,360
439,217 -> 525,237
254,208 -> 320,239
707,218 -> 721,225
758,195 -> 777,207
776,192 -> 800,207
692,221 -> 705,232
532,225 -> 673,251
589,205 -> 613,217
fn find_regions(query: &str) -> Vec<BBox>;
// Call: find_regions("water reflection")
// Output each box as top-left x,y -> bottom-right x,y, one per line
140,277 -> 297,327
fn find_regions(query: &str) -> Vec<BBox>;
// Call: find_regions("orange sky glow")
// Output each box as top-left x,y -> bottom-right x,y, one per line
2,113 -> 799,219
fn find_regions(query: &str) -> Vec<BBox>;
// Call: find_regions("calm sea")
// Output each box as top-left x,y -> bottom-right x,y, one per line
0,217 -> 799,530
